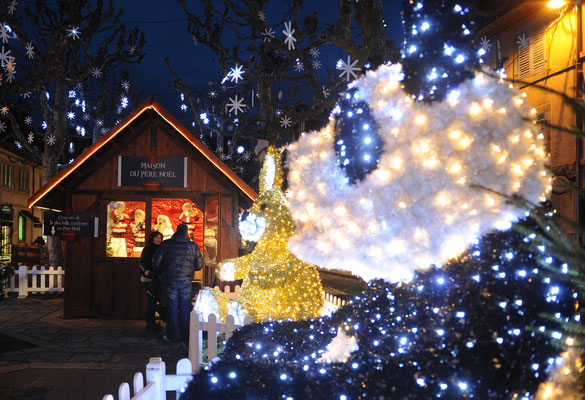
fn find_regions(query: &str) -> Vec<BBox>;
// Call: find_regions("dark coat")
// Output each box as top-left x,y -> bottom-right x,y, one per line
139,242 -> 160,278
153,229 -> 204,284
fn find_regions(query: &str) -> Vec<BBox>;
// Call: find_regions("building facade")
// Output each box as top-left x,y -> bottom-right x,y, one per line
0,146 -> 42,261
480,1 -> 584,237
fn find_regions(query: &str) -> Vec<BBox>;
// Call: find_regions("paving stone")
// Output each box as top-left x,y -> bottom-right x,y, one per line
67,352 -> 113,363
24,352 -> 71,362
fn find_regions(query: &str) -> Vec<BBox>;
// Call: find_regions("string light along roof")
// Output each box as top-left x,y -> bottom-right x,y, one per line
28,97 -> 258,209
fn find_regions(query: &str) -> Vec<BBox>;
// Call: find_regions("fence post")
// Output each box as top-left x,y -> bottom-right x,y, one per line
208,313 -> 218,362
57,266 -> 63,291
189,310 -> 201,373
145,357 -> 166,400
175,358 -> 192,400
225,314 -> 235,341
118,382 -> 131,400
133,371 -> 144,394
18,265 -> 28,298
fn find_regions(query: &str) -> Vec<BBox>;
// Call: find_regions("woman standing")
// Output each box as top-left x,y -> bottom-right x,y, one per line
139,231 -> 163,331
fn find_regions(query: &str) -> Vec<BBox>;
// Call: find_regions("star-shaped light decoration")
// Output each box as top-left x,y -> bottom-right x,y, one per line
0,106 -> 8,116
294,60 -> 304,72
217,145 -> 224,154
7,1 -> 17,15
67,111 -> 75,120
280,115 -> 292,128
68,142 -> 75,154
209,89 -> 217,98
310,47 -> 320,58
0,121 -> 5,132
68,26 -> 81,40
6,68 -> 15,82
128,45 -> 136,55
229,64 -> 245,83
322,86 -> 330,98
121,80 -> 130,91
27,132 -> 34,144
21,92 -> 30,99
282,21 -> 296,50
24,116 -> 32,125
258,10 -> 266,22
242,152 -> 252,161
90,67 -> 102,78
192,36 -> 198,46
338,55 -> 360,82
312,59 -> 322,70
479,36 -> 491,53
261,28 -> 275,42
274,108 -> 282,116
227,95 -> 246,115
82,113 -> 90,121
278,90 -> 283,101
46,134 -> 56,146
517,34 -> 530,51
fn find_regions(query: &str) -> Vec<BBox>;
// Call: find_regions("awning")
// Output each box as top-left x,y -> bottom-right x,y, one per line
19,210 -> 41,223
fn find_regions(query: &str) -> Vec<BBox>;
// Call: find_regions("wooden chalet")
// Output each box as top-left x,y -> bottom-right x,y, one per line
28,98 -> 257,319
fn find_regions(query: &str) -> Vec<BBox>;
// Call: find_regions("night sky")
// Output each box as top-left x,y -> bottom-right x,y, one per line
120,0 -> 404,113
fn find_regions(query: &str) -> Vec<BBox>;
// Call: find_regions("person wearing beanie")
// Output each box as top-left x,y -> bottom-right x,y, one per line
153,223 -> 204,346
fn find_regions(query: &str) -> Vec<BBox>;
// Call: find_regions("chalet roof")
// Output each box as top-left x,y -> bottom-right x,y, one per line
28,97 -> 258,209
477,1 -> 543,37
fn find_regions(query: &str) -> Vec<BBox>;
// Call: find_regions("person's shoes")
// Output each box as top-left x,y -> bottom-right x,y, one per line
162,335 -> 172,342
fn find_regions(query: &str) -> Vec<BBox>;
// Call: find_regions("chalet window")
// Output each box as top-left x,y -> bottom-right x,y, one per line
17,167 -> 30,193
517,25 -> 546,79
2,163 -> 14,189
106,198 -> 204,258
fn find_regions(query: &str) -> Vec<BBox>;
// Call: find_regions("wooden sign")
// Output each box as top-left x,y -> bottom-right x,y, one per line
118,156 -> 187,188
43,212 -> 96,237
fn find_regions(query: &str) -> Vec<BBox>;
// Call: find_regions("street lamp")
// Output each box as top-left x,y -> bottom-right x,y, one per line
547,0 -> 566,9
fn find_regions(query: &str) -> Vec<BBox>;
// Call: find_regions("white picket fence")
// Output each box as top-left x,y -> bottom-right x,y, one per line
211,284 -> 241,299
5,265 -> 64,298
102,357 -> 193,400
189,310 -> 254,373
323,291 -> 347,307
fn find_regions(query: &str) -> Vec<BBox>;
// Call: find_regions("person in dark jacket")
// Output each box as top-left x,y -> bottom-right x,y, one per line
139,231 -> 163,332
153,224 -> 203,344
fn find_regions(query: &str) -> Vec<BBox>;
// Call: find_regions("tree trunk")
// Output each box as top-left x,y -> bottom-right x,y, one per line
43,78 -> 69,267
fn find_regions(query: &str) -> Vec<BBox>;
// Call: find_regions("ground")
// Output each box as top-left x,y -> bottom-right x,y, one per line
0,271 -> 361,399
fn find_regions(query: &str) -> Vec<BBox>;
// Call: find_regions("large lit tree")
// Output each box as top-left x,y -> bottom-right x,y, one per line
167,0 -> 399,183
0,0 -> 145,265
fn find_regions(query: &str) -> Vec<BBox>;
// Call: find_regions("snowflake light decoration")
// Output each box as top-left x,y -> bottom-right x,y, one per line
128,45 -> 136,55
479,36 -> 491,53
0,121 -> 5,132
294,61 -> 304,72
278,90 -> 283,101
0,24 -> 11,44
262,28 -> 275,42
0,46 -> 12,66
90,67 -> 102,78
46,134 -> 56,146
121,80 -> 130,91
0,106 -> 8,116
227,95 -> 246,115
258,10 -> 266,22
312,59 -> 322,70
517,34 -> 530,51
310,48 -> 320,58
7,1 -> 17,15
68,26 -> 81,40
229,64 -> 245,83
24,116 -> 32,125
280,115 -> 292,128
283,21 -> 296,50
27,132 -> 34,144
322,86 -> 330,98
24,42 -> 34,59
338,55 -> 360,82
209,89 -> 217,98
192,36 -> 198,46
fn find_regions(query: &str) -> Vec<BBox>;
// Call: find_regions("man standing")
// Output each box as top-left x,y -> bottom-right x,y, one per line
153,224 -> 203,345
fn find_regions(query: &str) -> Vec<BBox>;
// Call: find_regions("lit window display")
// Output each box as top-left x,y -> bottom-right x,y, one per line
106,201 -> 146,258
152,198 -> 204,247
106,198 -> 205,258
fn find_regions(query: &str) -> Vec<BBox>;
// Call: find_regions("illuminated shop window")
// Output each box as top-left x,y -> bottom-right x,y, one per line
106,201 -> 146,258
151,198 -> 204,250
